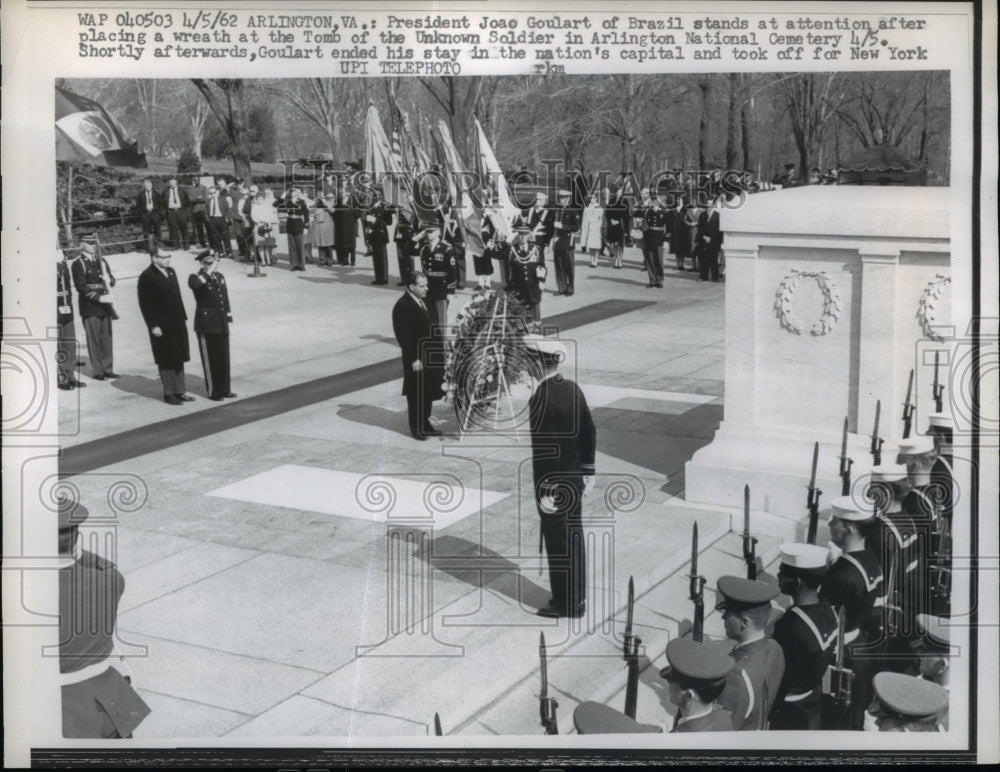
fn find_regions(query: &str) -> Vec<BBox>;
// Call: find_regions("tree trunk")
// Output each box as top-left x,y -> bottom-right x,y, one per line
698,78 -> 712,170
740,84 -> 755,172
726,73 -> 740,170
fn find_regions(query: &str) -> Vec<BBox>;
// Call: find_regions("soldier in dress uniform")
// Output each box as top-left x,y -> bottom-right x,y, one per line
661,637 -> 735,732
505,223 -> 545,323
551,189 -> 581,296
481,200 -> 511,289
769,543 -> 838,730
362,192 -> 393,285
418,223 -> 458,332
820,496 -> 885,730
897,435 -> 941,519
637,187 -> 668,289
866,672 -> 948,732
441,204 -> 467,290
523,192 -> 553,266
71,233 -> 119,381
714,576 -> 786,731
57,248 -> 86,391
393,202 -> 419,286
525,336 -> 595,620
58,498 -> 151,738
278,187 -> 311,272
866,463 -> 931,673
188,250 -> 236,401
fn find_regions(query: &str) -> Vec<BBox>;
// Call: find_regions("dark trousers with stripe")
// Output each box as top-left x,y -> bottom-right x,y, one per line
57,320 -> 78,385
196,332 -> 230,398
554,244 -> 575,294
371,243 -> 388,282
539,501 -> 586,614
81,316 -> 114,377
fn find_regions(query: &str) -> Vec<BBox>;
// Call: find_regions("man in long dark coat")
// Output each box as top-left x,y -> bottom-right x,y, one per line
137,247 -> 193,405
333,185 -> 361,266
391,272 -> 441,440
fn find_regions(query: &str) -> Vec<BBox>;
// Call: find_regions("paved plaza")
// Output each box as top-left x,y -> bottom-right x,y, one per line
56,242 -> 787,738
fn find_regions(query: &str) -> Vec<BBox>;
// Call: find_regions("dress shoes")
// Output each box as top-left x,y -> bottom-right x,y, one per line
422,426 -> 442,437
164,394 -> 183,405
177,393 -> 195,402
70,380 -> 86,388
92,375 -> 107,381
104,372 -> 121,379
209,395 -> 225,401
222,392 -> 238,399
410,432 -> 427,441
58,383 -> 74,391
535,604 -> 562,618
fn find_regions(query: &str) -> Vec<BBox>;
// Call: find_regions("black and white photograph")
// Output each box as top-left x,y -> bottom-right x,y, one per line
2,0 -> 996,768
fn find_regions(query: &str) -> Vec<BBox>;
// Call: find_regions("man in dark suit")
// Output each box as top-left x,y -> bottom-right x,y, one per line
391,272 -> 441,440
188,178 -> 210,248
552,189 -> 581,296
206,183 -> 232,258
363,192 -> 393,285
526,336 -> 596,619
137,247 -> 193,405
164,177 -> 191,250
188,250 -> 235,401
135,178 -> 164,252
638,187 -> 668,288
57,249 -> 86,390
393,203 -> 418,287
71,233 -> 119,380
697,194 -> 724,282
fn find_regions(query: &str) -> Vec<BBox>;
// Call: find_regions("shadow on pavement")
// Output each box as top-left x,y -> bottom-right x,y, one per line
421,534 -> 550,612
336,402 -> 411,437
109,373 -> 208,402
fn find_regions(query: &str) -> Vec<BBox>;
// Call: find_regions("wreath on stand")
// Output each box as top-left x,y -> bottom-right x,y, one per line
442,288 -> 542,435
774,270 -> 842,336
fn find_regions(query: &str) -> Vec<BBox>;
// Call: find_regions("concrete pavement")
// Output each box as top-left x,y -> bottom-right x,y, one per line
58,240 -> 767,739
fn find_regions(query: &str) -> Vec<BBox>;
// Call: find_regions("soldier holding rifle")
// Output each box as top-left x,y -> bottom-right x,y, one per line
769,543 -> 838,730
714,576 -> 785,731
838,416 -> 854,497
819,496 -> 884,730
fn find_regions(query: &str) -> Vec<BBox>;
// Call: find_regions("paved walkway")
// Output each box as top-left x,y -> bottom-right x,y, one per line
60,242 -> 750,738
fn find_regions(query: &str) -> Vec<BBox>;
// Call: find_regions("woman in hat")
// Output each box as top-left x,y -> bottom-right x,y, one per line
603,186 -> 628,269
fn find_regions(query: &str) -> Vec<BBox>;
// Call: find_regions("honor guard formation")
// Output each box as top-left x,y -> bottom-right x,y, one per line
562,391 -> 956,734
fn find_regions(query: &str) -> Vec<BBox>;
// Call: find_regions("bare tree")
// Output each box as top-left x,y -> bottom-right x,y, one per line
417,76 -> 496,158
190,78 -> 252,181
778,73 -> 844,183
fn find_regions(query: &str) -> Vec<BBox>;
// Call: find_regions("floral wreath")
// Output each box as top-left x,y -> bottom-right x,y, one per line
917,274 -> 952,342
441,288 -> 541,431
774,270 -> 842,336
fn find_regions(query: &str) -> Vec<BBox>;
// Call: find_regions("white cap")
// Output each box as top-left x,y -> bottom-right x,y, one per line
927,413 -> 954,429
896,436 -> 935,455
870,463 -> 909,482
522,334 -> 567,362
778,542 -> 829,570
829,495 -> 876,521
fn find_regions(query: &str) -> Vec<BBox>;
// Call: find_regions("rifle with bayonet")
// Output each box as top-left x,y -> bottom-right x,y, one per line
870,399 -> 884,466
838,416 -> 853,496
806,442 -> 822,545
758,682 -> 770,731
826,607 -> 853,729
742,484 -> 760,580
931,498 -> 952,611
539,632 -> 558,734
932,351 -> 945,413
623,576 -> 641,720
689,522 -> 705,643
902,369 -> 915,439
